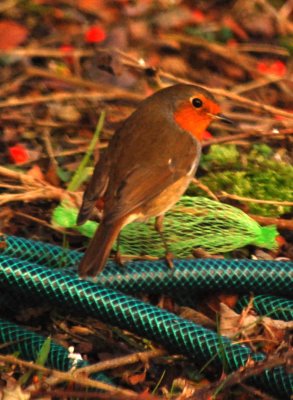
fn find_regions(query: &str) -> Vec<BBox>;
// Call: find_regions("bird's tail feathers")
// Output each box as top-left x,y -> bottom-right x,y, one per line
78,218 -> 125,277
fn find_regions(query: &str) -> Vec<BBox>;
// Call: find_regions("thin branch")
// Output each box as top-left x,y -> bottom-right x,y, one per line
0,188 -> 63,206
219,192 -> 293,206
78,349 -> 166,376
191,178 -> 219,200
203,128 -> 293,146
190,350 -> 292,399
249,214 -> 293,230
0,91 -> 141,109
239,383 -> 277,400
117,49 -> 293,119
14,211 -> 79,235
0,166 -> 80,207
0,354 -> 138,398
0,48 -> 93,58
162,34 -> 258,74
0,166 -> 45,186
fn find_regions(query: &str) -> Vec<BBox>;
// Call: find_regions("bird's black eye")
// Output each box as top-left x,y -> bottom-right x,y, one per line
192,98 -> 203,108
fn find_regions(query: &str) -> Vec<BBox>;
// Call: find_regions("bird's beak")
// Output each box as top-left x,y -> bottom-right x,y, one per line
208,113 -> 234,125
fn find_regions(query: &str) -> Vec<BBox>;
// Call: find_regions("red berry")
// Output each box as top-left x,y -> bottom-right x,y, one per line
85,26 -> 106,43
8,144 -> 29,164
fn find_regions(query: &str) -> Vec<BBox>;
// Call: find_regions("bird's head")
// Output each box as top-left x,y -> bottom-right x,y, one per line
165,84 -> 232,141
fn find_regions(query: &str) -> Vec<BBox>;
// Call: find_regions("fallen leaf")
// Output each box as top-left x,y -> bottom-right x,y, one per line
78,0 -> 103,12
27,165 -> 45,181
45,162 -> 61,186
219,303 -> 293,340
123,369 -> 147,385
0,20 -> 28,50
2,384 -> 30,400
179,307 -> 216,328
218,294 -> 239,309
219,303 -> 257,338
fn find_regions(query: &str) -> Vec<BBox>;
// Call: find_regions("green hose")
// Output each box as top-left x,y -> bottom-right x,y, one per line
1,235 -> 292,297
0,235 -> 292,397
0,317 -> 82,371
0,317 -> 111,384
236,295 -> 293,321
1,235 -> 292,323
0,254 -> 292,398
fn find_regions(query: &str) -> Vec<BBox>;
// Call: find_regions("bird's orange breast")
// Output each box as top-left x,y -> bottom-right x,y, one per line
174,102 -> 220,141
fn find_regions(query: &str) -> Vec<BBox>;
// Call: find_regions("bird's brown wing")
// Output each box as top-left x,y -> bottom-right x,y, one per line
105,164 -> 188,223
77,151 -> 110,225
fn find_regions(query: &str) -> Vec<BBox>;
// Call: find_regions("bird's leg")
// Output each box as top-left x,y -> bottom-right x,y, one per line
155,215 -> 174,268
113,232 -> 125,267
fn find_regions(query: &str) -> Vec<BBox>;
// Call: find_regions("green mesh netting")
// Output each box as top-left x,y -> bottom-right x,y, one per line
52,196 -> 277,257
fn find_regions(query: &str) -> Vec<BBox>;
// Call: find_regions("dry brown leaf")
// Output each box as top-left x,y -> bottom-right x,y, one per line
218,294 -> 239,309
45,163 -> 60,187
219,303 -> 258,338
219,303 -> 293,339
179,306 -> 216,328
77,0 -> 104,12
0,21 -> 28,50
27,165 -> 45,181
2,384 -> 30,400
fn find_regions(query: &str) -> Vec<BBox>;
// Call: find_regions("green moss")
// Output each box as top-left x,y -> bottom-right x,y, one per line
189,144 -> 293,217
201,144 -> 240,170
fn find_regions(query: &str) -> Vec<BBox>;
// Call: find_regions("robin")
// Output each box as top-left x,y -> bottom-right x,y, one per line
77,84 -> 232,276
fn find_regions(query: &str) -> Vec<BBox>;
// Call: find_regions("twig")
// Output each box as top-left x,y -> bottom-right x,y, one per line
0,354 -> 138,398
26,66 -> 111,91
203,128 -> 293,146
231,75 -> 283,94
42,127 -> 58,167
239,383 -> 277,400
237,43 -> 289,56
219,192 -> 293,206
0,166 -> 44,186
191,178 -> 219,200
0,91 -> 141,109
0,166 -> 80,207
78,349 -> 166,376
162,34 -> 258,74
249,214 -> 293,230
213,351 -> 293,398
190,350 -> 292,399
0,48 -> 93,58
26,67 -> 143,102
0,188 -> 63,206
0,74 -> 28,97
117,49 -> 293,119
14,211 -> 79,235
31,389 -> 148,399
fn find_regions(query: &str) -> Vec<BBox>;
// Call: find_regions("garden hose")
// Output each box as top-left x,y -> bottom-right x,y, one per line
235,295 -> 293,322
0,235 -> 292,397
0,236 -> 292,324
0,317 -> 111,384
1,235 -> 292,298
0,253 -> 292,398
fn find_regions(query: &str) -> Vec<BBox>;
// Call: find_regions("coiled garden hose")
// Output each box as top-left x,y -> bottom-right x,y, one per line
1,235 -> 292,322
0,235 -> 292,397
1,235 -> 292,295
235,295 -> 293,322
0,252 -> 292,398
0,317 -> 111,384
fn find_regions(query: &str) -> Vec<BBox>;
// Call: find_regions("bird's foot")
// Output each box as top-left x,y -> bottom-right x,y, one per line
165,252 -> 174,269
114,251 -> 126,268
